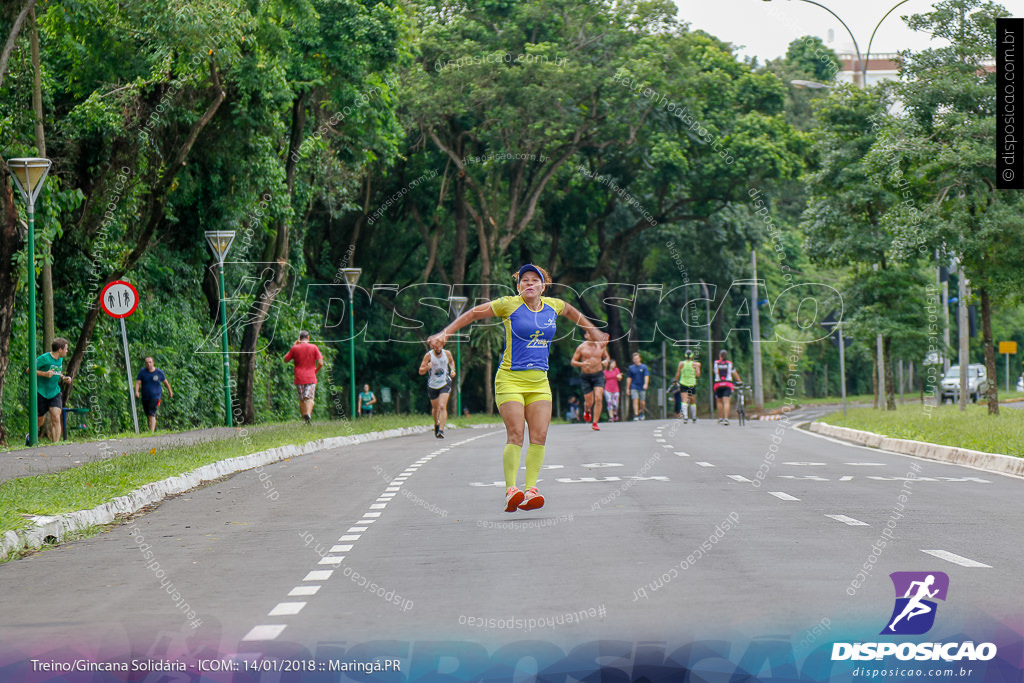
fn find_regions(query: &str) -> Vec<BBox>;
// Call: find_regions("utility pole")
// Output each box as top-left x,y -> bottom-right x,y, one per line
751,250 -> 764,411
957,259 -> 969,412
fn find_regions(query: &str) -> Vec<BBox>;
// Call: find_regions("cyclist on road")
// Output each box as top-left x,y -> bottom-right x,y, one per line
712,350 -> 742,426
673,349 -> 701,423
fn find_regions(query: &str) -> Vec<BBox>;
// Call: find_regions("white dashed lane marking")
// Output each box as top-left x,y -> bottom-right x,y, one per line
768,491 -> 800,501
695,461 -> 715,468
241,429 -> 499,642
920,549 -> 992,568
242,625 -> 287,642
268,602 -> 306,616
825,514 -> 869,526
727,475 -> 752,483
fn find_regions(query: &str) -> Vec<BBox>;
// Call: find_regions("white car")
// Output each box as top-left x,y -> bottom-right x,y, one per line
939,364 -> 989,403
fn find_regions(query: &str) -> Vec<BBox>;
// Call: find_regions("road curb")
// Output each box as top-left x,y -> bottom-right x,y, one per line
807,422 -> 1024,478
1,423 -> 500,562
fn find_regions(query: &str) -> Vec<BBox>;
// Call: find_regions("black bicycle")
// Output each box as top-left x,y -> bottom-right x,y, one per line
733,382 -> 748,427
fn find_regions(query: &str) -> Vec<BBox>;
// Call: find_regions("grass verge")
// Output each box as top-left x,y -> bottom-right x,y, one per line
817,404 -> 1024,457
0,414 -> 500,537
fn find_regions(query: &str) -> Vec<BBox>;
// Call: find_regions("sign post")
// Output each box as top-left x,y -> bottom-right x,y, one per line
999,341 -> 1017,393
100,280 -> 140,434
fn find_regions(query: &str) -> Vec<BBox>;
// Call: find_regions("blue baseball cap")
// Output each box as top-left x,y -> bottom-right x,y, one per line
517,264 -> 545,283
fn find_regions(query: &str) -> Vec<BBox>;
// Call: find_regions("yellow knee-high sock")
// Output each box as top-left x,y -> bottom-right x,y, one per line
525,444 -> 546,489
503,443 -> 520,489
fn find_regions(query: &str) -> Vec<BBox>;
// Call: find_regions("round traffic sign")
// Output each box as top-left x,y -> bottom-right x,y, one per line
100,280 -> 139,318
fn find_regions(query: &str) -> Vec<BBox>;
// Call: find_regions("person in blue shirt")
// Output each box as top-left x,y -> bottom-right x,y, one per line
135,356 -> 173,432
625,352 -> 650,421
428,264 -> 608,513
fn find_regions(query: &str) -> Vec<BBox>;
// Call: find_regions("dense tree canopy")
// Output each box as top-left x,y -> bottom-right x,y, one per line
0,0 -> 1019,442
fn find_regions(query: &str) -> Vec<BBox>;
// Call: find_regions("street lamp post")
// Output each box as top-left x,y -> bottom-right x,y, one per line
771,0 -> 914,409
340,268 -> 362,419
205,231 -> 235,427
449,296 -> 468,417
9,157 -> 52,446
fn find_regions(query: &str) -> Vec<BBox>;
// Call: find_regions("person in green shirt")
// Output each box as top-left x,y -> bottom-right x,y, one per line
358,384 -> 377,417
35,337 -> 72,442
672,349 -> 701,424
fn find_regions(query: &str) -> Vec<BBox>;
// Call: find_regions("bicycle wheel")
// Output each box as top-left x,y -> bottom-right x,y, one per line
737,397 -> 746,426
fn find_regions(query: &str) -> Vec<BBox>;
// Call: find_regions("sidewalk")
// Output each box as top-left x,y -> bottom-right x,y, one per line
1,427 -> 240,484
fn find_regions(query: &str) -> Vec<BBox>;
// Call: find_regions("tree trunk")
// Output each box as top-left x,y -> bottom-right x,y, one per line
64,64 -> 226,388
0,0 -> 39,91
235,93 -> 305,424
453,174 -> 467,288
980,287 -> 998,415
872,354 -> 878,409
0,162 -> 22,445
884,335 -> 896,410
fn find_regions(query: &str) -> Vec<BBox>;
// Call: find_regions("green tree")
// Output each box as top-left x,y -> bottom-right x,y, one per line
874,0 -> 1024,415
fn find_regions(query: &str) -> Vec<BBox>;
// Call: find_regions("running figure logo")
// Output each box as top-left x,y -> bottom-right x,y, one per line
881,571 -> 949,635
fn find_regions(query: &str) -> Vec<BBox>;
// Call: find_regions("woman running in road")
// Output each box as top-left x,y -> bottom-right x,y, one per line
427,264 -> 608,512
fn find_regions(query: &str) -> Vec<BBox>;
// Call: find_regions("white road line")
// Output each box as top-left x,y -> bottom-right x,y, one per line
268,602 -> 306,616
825,514 -> 870,526
695,461 -> 716,467
662,444 -> 674,449
656,439 -> 667,443
768,491 -> 800,501
921,549 -> 992,568
238,431 -> 479,646
674,451 -> 690,457
728,475 -> 752,483
242,625 -> 287,642
839,476 -> 854,481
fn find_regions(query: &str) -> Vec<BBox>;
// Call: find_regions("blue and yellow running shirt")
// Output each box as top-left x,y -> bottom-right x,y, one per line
490,296 -> 566,371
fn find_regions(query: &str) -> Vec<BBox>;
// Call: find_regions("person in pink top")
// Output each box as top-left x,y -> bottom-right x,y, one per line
603,359 -> 623,422
283,330 -> 324,424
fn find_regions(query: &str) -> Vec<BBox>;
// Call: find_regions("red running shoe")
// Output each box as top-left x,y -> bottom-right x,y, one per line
592,422 -> 600,431
583,410 -> 591,423
504,487 -> 525,512
518,487 -> 545,510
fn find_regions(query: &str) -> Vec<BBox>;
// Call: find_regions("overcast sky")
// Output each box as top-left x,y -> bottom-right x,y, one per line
673,0 -> 955,64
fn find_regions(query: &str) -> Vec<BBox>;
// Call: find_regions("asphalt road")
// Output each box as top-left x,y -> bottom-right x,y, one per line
0,410 -> 1021,680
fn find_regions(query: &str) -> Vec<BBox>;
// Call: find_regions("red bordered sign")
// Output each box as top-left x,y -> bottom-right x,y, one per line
100,280 -> 139,319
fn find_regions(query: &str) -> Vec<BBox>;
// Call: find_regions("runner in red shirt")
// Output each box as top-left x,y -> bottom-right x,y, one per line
284,330 -> 324,424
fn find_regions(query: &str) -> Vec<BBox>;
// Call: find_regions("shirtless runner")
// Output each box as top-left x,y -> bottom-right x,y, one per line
571,340 -> 609,431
